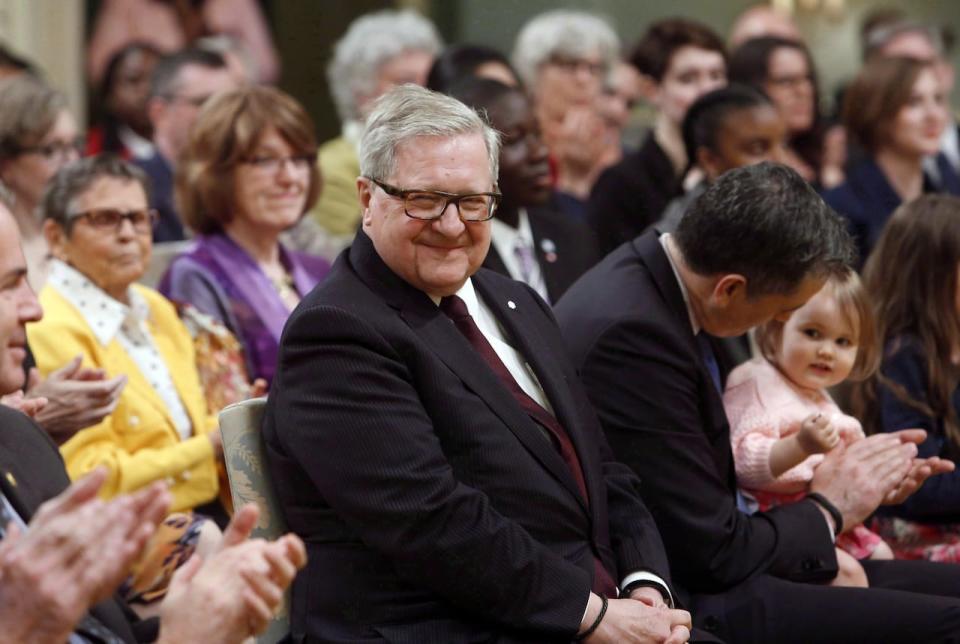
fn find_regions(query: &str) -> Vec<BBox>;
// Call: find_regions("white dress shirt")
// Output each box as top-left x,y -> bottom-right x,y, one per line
489,209 -> 550,302
48,260 -> 193,440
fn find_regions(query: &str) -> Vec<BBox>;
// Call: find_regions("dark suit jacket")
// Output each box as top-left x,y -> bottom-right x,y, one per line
262,230 -> 671,643
822,157 -> 960,266
586,132 -> 680,257
875,335 -> 960,520
482,206 -> 598,304
134,151 -> 185,243
0,406 -> 143,644
555,232 -> 838,604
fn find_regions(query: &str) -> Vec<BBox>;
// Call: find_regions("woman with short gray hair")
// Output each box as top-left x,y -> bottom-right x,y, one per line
511,10 -> 621,209
307,9 -> 442,241
0,75 -> 81,289
29,154 -> 228,522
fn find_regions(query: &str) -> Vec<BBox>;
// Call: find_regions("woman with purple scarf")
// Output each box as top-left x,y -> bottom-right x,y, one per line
160,86 -> 329,386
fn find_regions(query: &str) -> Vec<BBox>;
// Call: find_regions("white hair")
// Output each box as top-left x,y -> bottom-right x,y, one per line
359,85 -> 500,185
511,10 -> 620,89
326,9 -> 442,124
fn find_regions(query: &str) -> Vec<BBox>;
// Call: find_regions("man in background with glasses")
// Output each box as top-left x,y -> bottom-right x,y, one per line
136,48 -> 237,243
263,85 -> 698,643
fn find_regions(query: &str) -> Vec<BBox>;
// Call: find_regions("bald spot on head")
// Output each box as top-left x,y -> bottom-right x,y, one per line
729,5 -> 802,49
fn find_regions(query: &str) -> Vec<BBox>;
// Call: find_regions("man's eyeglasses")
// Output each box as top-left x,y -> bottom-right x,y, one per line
242,154 -> 317,174
67,208 -> 158,233
17,138 -> 84,162
367,178 -> 501,222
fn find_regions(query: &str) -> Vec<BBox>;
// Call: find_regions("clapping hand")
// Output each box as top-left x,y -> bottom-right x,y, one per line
157,504 -> 307,643
0,468 -> 169,643
25,357 -> 126,444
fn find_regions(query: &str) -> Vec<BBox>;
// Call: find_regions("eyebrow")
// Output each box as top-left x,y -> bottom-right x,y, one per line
0,267 -> 27,287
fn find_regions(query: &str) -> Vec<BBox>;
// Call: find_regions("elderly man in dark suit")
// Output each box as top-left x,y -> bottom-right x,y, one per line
263,84 -> 694,643
557,162 -> 960,643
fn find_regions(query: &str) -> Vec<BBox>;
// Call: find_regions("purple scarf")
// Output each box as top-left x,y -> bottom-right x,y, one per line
168,233 -> 329,384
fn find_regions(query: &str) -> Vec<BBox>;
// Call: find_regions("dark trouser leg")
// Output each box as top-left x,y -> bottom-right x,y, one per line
690,572 -> 960,644
863,558 -> 960,597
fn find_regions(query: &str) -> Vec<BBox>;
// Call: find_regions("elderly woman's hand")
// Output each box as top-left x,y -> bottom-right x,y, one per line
552,105 -> 619,199
26,357 -> 126,445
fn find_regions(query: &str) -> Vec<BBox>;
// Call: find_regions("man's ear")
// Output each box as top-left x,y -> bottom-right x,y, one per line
697,146 -> 722,182
42,219 -> 66,259
357,177 -> 374,228
712,274 -> 747,306
146,97 -> 166,129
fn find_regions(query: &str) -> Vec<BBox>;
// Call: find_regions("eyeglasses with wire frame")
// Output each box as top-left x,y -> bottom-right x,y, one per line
367,177 -> 501,222
241,154 -> 317,174
67,208 -> 158,233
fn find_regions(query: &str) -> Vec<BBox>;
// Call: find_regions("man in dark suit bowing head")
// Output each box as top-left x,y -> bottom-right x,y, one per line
557,161 -> 960,643
263,84 -> 695,643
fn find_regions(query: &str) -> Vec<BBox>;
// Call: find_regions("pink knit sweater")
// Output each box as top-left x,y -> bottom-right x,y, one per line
723,358 -> 863,494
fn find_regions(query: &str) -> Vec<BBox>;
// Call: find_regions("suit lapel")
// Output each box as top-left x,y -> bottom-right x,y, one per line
349,232 -> 587,511
473,274 -> 592,514
481,243 -> 509,277
528,209 -> 562,303
635,232 -> 737,485
403,297 -> 587,511
0,470 -> 32,524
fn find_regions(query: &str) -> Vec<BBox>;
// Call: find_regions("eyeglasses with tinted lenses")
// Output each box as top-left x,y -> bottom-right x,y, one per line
68,208 -> 158,233
368,178 -> 500,222
242,154 -> 316,174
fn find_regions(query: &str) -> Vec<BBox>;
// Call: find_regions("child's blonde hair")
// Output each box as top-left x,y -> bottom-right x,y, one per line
755,267 -> 880,382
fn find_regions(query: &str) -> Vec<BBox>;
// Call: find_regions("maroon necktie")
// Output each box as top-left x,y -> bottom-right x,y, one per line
440,295 -> 617,597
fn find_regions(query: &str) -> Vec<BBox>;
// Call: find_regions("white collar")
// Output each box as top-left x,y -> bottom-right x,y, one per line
118,125 -> 155,160
48,259 -> 149,346
658,233 -> 700,335
343,121 -> 364,155
428,276 -> 480,310
489,208 -> 533,246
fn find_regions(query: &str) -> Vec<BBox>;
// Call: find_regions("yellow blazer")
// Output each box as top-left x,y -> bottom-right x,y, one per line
29,284 -> 219,512
307,135 -> 362,237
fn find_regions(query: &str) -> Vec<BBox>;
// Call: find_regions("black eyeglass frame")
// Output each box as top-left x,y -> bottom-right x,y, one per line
66,208 -> 159,233
367,177 -> 502,222
13,137 -> 85,160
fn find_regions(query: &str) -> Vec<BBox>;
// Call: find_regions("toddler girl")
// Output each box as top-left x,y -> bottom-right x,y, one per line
724,268 -> 893,587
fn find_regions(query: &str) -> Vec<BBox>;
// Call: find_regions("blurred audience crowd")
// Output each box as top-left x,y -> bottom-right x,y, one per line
4,2 -> 960,642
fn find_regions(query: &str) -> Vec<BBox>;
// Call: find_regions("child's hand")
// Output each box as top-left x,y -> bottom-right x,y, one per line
796,413 -> 840,454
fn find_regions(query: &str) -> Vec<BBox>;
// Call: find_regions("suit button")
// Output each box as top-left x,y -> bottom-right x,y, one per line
703,615 -> 721,632
181,470 -> 192,481
802,559 -> 814,571
130,415 -> 139,426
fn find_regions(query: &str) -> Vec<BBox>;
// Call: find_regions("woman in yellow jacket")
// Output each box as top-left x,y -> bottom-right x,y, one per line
27,155 -> 223,519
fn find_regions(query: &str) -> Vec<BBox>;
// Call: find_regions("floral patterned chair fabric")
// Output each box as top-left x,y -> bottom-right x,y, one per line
219,397 -> 290,643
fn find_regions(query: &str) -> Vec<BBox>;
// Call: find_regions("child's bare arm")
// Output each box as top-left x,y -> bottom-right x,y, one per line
769,413 -> 839,477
